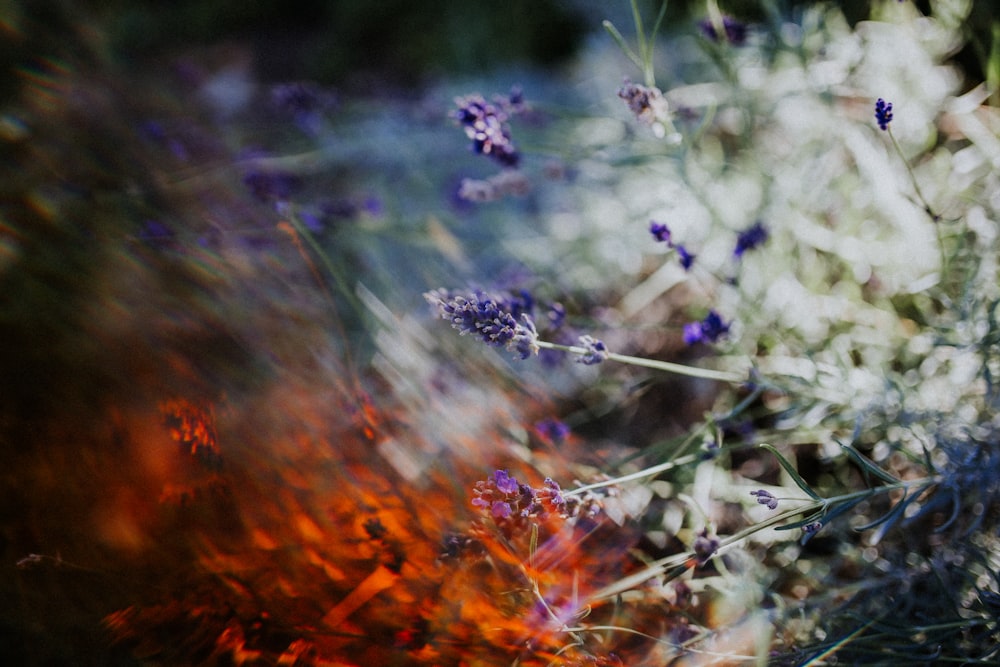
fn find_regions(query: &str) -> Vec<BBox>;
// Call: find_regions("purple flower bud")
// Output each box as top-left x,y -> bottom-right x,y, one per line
650,221 -> 672,244
425,289 -> 539,359
750,489 -> 779,510
491,501 -> 513,519
535,419 -> 570,443
493,469 -> 519,495
452,94 -> 520,167
676,244 -> 696,270
734,221 -> 769,257
577,335 -> 609,365
683,310 -> 731,345
874,98 -> 893,131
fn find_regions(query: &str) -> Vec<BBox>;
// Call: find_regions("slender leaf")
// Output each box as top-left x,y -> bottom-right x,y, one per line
853,492 -> 909,532
841,443 -> 900,484
602,20 -> 643,70
760,443 -> 822,500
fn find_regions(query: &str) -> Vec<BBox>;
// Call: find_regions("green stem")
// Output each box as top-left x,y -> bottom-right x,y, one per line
564,452 -> 702,497
535,340 -> 746,383
887,128 -> 938,222
886,127 -> 946,277
586,475 -> 939,602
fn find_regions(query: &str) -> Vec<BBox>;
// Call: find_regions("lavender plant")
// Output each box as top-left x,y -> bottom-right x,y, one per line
420,0 -> 1000,663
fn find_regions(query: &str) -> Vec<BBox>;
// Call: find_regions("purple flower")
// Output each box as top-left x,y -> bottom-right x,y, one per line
541,478 -> 566,511
535,418 -> 570,443
874,98 -> 893,131
577,335 -> 609,365
491,501 -> 513,519
676,245 -> 696,270
471,470 -> 572,525
649,221 -> 695,269
493,469 -> 519,495
650,221 -> 672,243
512,314 -> 540,360
699,16 -> 748,45
750,489 -> 779,510
682,322 -> 704,345
734,221 -> 769,257
683,310 -> 731,345
452,94 -> 520,167
425,289 -> 539,359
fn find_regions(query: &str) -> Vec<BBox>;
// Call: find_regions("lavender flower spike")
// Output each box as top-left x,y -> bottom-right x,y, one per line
874,98 -> 893,131
425,289 -> 539,359
452,94 -> 519,167
649,221 -> 672,244
734,221 -> 769,257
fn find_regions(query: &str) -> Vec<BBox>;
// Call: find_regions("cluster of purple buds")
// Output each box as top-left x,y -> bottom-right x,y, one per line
650,221 -> 696,270
425,289 -> 539,359
734,221 -> 769,258
452,89 -> 524,167
750,489 -> 779,510
683,309 -> 731,346
874,98 -> 893,131
471,470 -> 568,522
577,335 -> 609,365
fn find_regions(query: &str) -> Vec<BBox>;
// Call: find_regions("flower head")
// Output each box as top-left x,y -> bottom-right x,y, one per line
452,94 -> 520,167
874,98 -> 893,131
471,470 -> 570,526
425,289 -> 539,359
683,310 -> 731,345
734,221 -> 769,257
577,335 -> 609,365
649,221 -> 672,244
